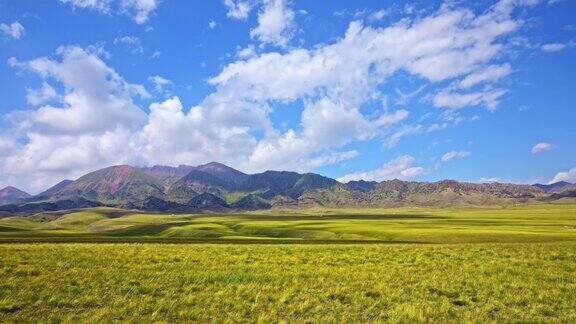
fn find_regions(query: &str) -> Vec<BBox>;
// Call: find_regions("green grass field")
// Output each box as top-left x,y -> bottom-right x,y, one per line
0,202 -> 575,243
0,202 -> 575,321
1,243 -> 575,322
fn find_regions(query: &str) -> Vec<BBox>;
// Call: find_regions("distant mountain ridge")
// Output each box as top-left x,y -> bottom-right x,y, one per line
0,162 -> 574,213
533,181 -> 573,193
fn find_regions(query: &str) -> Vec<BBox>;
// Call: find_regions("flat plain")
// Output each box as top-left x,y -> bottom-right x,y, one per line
0,202 -> 575,321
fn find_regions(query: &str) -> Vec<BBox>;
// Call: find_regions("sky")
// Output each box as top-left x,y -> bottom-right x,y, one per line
0,0 -> 575,193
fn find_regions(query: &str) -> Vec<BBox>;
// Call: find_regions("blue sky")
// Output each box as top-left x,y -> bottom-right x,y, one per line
0,0 -> 575,193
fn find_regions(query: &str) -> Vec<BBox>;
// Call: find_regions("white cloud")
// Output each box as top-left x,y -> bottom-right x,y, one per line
2,0 -> 539,192
459,64 -> 511,88
307,151 -> 359,169
223,0 -> 254,20
337,155 -> 425,182
384,124 -> 422,148
0,137 -> 16,155
441,150 -> 471,162
148,75 -> 172,93
395,85 -> 426,105
208,20 -> 217,29
237,45 -> 257,59
250,0 -> 295,47
541,43 -> 566,52
369,10 -> 388,21
135,96 -> 267,171
114,36 -> 143,54
0,22 -> 25,39
123,0 -> 159,24
59,0 -> 160,24
433,89 -> 507,110
3,46 -> 149,191
531,142 -> 555,154
26,82 -> 59,106
478,177 -> 502,183
427,115 -> 463,132
243,98 -> 406,172
550,167 -> 576,184
215,2 -> 522,112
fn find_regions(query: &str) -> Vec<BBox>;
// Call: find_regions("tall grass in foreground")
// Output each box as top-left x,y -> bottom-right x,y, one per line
0,243 -> 575,322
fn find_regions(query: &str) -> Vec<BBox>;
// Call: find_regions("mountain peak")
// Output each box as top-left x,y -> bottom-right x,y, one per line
196,162 -> 248,184
0,186 -> 31,205
201,161 -> 225,166
534,181 -> 573,193
140,165 -> 195,185
58,164 -> 163,200
197,161 -> 234,171
0,186 -> 30,195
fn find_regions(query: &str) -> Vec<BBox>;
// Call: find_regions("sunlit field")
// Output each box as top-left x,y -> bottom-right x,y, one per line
1,242 -> 575,322
1,202 -> 575,321
0,202 -> 575,243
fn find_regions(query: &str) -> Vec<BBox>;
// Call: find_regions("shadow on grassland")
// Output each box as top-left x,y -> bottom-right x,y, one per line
0,236 -> 429,244
230,213 -> 441,221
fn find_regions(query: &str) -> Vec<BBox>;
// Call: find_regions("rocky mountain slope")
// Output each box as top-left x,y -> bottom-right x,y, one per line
47,165 -> 166,204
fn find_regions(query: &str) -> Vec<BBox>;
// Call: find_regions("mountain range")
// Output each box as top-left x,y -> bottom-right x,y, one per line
0,162 -> 574,213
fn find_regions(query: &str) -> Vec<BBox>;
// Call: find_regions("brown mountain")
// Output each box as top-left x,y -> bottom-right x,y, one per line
196,162 -> 249,184
34,180 -> 74,200
139,165 -> 195,187
0,186 -> 31,205
533,181 -> 573,193
51,165 -> 165,204
302,179 -> 548,207
2,162 -> 571,213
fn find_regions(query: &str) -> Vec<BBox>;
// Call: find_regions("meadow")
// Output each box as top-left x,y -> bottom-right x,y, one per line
0,242 -> 575,322
0,202 -> 575,243
0,202 -> 575,321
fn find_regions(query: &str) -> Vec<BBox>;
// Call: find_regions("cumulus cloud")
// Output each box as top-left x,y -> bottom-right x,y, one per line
2,0 -> 540,192
26,82 -> 60,106
237,45 -> 257,59
531,142 -> 555,154
550,167 -> 576,184
3,47 -> 149,190
59,0 -> 160,24
223,0 -> 254,20
0,22 -> 25,39
441,150 -> 471,162
215,1 -> 523,112
337,155 -> 425,182
250,0 -> 295,47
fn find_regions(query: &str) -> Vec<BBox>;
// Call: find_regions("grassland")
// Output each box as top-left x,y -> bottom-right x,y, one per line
0,202 -> 575,321
1,242 -> 575,322
0,202 -> 575,243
